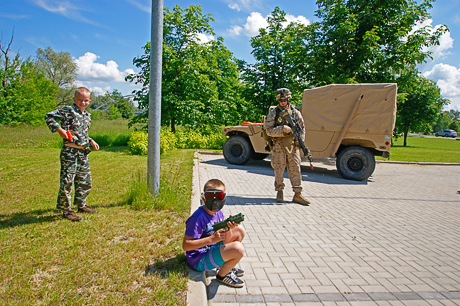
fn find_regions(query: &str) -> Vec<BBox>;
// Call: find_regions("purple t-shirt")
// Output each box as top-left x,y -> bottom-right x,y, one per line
184,206 -> 224,268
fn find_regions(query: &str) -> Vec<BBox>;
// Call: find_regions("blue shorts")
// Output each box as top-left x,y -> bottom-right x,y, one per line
194,242 -> 224,271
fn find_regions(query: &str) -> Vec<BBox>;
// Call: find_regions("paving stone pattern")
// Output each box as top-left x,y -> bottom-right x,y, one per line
196,153 -> 460,306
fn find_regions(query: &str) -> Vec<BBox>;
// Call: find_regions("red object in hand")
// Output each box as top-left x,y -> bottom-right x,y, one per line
66,130 -> 74,142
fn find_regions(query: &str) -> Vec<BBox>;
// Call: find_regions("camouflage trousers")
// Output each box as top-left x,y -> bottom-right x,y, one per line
271,141 -> 302,193
56,146 -> 92,211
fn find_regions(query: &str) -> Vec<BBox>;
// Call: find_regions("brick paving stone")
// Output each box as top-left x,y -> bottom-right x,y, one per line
197,154 -> 460,305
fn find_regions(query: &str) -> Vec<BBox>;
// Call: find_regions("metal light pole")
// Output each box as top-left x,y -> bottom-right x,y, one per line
147,0 -> 163,195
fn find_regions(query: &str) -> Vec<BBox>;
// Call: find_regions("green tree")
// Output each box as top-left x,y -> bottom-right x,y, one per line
432,111 -> 452,133
127,5 -> 243,132
0,59 -> 58,125
305,0 -> 449,85
241,7 -> 309,120
396,72 -> 449,146
90,90 -> 134,119
35,47 -> 77,106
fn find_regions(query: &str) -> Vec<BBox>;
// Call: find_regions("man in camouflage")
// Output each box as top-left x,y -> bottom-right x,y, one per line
265,88 -> 310,205
45,87 -> 100,221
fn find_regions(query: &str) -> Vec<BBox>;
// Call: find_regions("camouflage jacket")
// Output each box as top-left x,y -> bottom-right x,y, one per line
265,105 -> 305,140
45,104 -> 92,147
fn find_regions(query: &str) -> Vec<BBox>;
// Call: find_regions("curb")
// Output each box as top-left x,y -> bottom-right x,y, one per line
186,151 -> 207,306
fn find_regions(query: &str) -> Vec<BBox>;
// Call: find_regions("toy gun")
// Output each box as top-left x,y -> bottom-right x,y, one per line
280,110 -> 314,169
212,213 -> 245,231
66,130 -> 74,143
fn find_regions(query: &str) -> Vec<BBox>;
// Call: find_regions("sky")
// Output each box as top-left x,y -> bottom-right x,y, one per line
1,0 -> 459,111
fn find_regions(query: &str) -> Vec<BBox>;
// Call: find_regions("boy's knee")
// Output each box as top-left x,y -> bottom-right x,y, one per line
234,241 -> 244,257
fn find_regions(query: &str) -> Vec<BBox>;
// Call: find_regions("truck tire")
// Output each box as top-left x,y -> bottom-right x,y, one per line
223,135 -> 253,165
336,146 -> 376,181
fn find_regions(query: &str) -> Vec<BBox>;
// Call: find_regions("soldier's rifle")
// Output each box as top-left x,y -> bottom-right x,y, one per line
280,110 -> 314,169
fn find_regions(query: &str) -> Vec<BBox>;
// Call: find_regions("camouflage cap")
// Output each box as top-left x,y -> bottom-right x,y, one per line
275,88 -> 292,101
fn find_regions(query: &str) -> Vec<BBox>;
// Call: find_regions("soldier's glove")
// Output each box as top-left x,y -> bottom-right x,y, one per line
282,125 -> 292,135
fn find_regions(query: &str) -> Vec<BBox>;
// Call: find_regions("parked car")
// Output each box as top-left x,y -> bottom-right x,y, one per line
435,129 -> 457,137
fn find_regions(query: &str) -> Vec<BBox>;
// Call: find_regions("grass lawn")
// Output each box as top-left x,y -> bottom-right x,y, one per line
0,121 -> 193,305
377,135 -> 460,163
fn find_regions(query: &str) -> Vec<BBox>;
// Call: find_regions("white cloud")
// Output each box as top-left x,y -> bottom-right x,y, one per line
225,0 -> 263,12
413,19 -> 453,60
229,12 -> 267,37
423,63 -> 460,110
228,3 -> 241,11
74,52 -> 135,83
195,33 -> 215,44
126,0 -> 150,13
229,12 -> 310,37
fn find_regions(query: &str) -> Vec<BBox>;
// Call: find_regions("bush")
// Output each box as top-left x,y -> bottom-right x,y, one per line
127,127 -> 227,155
127,131 -> 148,155
160,127 -> 177,154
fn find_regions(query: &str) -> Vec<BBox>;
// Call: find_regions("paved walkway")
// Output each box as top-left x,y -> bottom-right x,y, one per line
192,152 -> 460,306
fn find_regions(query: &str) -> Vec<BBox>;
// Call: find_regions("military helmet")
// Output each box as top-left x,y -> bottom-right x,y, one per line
275,88 -> 292,101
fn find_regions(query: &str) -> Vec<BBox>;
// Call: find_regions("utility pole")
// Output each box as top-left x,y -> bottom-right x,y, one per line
148,0 -> 163,195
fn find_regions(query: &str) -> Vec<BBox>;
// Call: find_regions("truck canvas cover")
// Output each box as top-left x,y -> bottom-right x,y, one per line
302,83 -> 397,135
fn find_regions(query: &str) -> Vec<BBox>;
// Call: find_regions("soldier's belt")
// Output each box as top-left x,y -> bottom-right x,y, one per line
65,143 -> 86,150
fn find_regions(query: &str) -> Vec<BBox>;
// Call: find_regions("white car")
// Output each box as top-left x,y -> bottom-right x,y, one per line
435,129 -> 457,137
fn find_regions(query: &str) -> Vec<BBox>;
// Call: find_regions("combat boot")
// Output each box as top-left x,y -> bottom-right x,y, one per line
63,210 -> 82,222
293,192 -> 310,205
276,191 -> 284,203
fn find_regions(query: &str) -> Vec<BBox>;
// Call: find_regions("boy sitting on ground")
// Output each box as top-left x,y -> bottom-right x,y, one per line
182,179 -> 245,288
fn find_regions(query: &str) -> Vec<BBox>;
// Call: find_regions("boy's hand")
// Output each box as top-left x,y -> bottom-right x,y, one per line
226,221 -> 239,231
212,229 -> 226,242
90,139 -> 100,151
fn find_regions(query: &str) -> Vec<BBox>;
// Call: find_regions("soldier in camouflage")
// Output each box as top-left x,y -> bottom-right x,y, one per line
45,87 -> 100,221
265,88 -> 310,205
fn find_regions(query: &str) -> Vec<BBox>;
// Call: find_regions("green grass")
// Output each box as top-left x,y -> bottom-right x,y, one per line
376,135 -> 460,163
0,121 -> 194,306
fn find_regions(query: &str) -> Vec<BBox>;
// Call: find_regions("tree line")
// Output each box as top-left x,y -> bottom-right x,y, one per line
1,1 -> 459,145
0,36 -> 134,125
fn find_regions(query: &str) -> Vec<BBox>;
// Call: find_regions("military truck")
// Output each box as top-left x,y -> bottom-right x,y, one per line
222,83 -> 397,181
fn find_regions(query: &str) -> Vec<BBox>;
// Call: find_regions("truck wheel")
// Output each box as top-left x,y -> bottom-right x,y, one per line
252,153 -> 269,160
336,146 -> 376,181
223,136 -> 253,165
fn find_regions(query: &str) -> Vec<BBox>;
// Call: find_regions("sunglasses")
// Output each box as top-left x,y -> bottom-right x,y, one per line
203,189 -> 226,200
280,98 -> 288,102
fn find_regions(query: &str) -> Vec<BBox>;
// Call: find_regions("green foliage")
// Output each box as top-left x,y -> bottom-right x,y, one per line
160,127 -> 177,153
396,71 -> 449,145
127,127 -> 226,155
108,104 -> 122,120
127,5 -> 244,131
127,131 -> 149,155
0,59 -> 59,125
34,46 -> 77,106
241,7 -> 310,120
91,90 -> 135,119
306,0 -> 449,85
88,109 -> 109,120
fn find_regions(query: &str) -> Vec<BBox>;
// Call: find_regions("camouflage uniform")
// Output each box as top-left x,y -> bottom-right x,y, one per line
265,104 -> 306,194
45,104 -> 93,211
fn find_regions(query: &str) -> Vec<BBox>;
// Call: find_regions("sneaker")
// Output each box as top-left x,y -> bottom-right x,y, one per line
63,210 -> 82,222
216,271 -> 244,288
217,267 -> 244,277
77,205 -> 98,214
